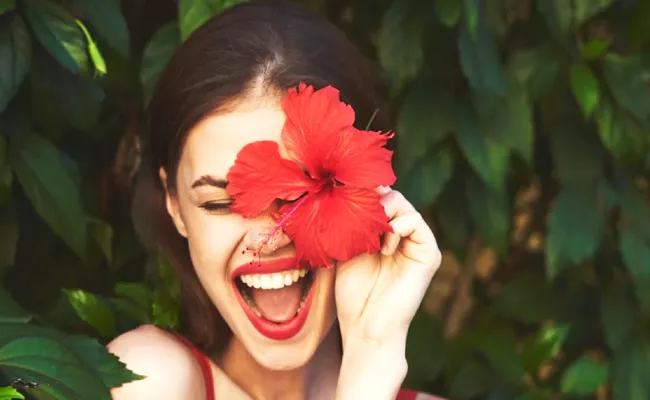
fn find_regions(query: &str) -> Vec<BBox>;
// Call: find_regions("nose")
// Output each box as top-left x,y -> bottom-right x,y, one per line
243,219 -> 292,255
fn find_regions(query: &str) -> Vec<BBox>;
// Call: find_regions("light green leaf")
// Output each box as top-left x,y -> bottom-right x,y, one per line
23,0 -> 88,74
179,0 -> 213,41
0,336 -> 110,399
434,0 -> 461,27
64,289 -> 116,337
570,64 -> 600,118
458,18 -> 507,96
75,19 -> 106,76
0,290 -> 30,323
466,174 -> 509,254
490,271 -> 558,324
550,122 -> 604,182
88,218 -> 113,264
545,181 -> 615,279
207,0 -> 247,13
595,101 -> 648,165
581,38 -> 611,60
141,23 -> 180,107
561,357 -> 609,394
72,0 -> 130,56
396,82 -> 455,176
378,0 -> 428,92
0,206 -> 18,273
400,147 -> 453,210
0,0 -> 15,15
602,275 -> 636,351
603,54 -> 650,120
574,0 -> 615,25
537,0 -> 572,36
521,324 -> 569,375
404,312 -> 446,388
455,101 -> 509,189
619,186 -> 650,311
0,386 -> 24,400
10,134 -> 88,261
612,333 -> 650,400
0,14 -> 31,113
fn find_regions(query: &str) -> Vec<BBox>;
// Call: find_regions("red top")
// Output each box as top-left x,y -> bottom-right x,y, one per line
175,335 -> 429,400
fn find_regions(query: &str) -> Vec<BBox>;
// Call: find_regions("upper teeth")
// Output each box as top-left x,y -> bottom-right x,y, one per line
239,269 -> 307,290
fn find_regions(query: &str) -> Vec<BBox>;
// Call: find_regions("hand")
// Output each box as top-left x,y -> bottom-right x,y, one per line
335,186 -> 442,347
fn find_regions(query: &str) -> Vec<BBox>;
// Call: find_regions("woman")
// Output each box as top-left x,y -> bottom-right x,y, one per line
108,1 -> 443,399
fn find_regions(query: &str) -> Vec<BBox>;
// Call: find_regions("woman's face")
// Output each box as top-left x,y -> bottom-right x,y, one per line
162,95 -> 337,370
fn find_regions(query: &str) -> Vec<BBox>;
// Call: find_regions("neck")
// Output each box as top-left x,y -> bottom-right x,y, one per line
221,325 -> 342,400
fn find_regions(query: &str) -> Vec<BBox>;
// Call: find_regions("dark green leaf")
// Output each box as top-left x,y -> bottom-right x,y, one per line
619,186 -> 650,311
115,282 -> 151,313
570,64 -> 600,118
23,0 -> 89,74
561,357 -> 609,395
10,134 -> 87,261
506,46 -> 559,101
458,18 -> 507,96
595,101 -> 648,165
602,54 -> 650,120
550,122 -> 604,182
141,23 -> 179,107
0,336 -> 109,399
0,386 -> 24,400
521,324 -> 569,375
612,332 -> 650,400
545,181 -> 615,279
450,359 -> 495,399
466,174 -> 509,254
72,0 -> 130,56
435,172 -> 472,258
434,0 -> 460,27
581,38 -> 611,60
491,271 -> 558,324
574,0 -> 615,25
64,289 -> 116,337
152,254 -> 180,328
88,218 -> 112,264
463,0 -> 479,36
0,290 -> 30,323
404,312 -> 446,388
179,0 -> 213,41
601,275 -> 636,351
0,206 -> 17,273
400,147 -> 453,210
396,82 -> 455,176
207,0 -> 247,12
473,327 -> 525,385
537,0 -> 572,36
0,14 -> 31,112
378,0 -> 427,92
0,136 -> 12,205
514,388 -> 554,400
455,101 -> 509,189
0,0 -> 15,15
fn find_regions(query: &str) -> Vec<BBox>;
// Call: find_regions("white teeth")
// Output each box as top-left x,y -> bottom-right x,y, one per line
238,269 -> 309,290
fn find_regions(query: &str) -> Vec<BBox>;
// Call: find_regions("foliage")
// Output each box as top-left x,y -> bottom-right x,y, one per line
0,0 -> 649,398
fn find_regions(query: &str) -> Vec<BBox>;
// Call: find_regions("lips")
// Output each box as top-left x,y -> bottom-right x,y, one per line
231,257 -> 315,340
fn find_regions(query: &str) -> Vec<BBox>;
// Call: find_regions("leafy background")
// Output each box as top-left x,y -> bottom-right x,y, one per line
0,0 -> 649,399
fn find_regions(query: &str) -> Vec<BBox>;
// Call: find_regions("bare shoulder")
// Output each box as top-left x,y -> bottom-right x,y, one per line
107,325 -> 206,400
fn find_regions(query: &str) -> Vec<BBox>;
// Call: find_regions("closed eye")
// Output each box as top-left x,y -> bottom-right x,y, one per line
199,201 -> 233,214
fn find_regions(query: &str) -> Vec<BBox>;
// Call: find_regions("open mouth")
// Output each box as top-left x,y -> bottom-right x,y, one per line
231,258 -> 316,340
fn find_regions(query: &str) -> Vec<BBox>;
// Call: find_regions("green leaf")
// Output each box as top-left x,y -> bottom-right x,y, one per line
0,14 -> 31,112
0,0 -> 15,15
570,64 -> 600,118
72,0 -> 130,56
473,326 -> 525,385
514,388 -> 554,400
152,254 -> 180,328
404,312 -> 446,388
400,147 -> 453,210
23,0 -> 89,74
435,172 -> 472,258
396,82 -> 455,176
378,0 -> 427,92
450,359 -> 495,399
0,386 -> 24,400
612,332 -> 650,400
595,101 -> 648,164
458,18 -> 507,96
0,336 -> 110,399
112,282 -> 152,323
64,289 -> 116,337
434,0 -> 460,27
207,0 -> 247,12
491,271 -> 558,324
581,38 -> 611,60
0,290 -> 30,323
0,136 -> 12,206
574,0 -> 615,25
462,0 -> 479,36
455,101 -> 509,189
179,0 -> 213,41
88,218 -> 112,264
141,23 -> 180,107
506,46 -> 559,101
521,324 -> 569,375
10,134 -> 88,261
602,54 -> 650,120
545,181 -> 614,279
601,275 -> 637,351
0,207 -> 17,273
550,122 -> 604,182
466,174 -> 509,254
561,357 -> 609,395
75,19 -> 106,76
537,0 -> 572,36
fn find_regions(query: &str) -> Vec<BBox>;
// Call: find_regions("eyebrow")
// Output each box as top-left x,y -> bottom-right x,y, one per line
191,175 -> 228,189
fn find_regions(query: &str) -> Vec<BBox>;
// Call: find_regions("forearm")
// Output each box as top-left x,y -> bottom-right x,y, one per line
335,330 -> 408,400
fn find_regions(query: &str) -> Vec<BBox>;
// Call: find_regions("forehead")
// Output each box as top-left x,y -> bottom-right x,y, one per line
178,102 -> 287,183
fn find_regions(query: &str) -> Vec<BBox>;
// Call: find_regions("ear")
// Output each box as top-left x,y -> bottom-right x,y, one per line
159,167 -> 188,238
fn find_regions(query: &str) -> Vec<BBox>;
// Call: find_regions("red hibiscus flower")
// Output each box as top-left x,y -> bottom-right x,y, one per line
226,83 -> 396,267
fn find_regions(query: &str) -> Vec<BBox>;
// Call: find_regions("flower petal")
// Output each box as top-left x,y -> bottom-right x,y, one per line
281,83 -> 355,175
278,186 -> 392,267
226,141 -> 315,217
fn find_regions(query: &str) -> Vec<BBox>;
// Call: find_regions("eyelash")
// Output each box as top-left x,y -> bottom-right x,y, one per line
199,201 -> 233,214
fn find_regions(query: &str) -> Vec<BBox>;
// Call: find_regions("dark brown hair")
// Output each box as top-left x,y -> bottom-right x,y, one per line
140,0 -> 390,355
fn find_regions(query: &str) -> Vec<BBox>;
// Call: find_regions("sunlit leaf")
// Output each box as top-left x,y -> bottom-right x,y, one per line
75,20 -> 106,76
0,386 -> 24,400
72,0 -> 130,56
64,289 -> 116,337
561,357 -> 609,394
581,38 -> 611,60
521,324 -> 569,375
141,23 -> 179,107
178,0 -> 213,41
0,14 -> 31,113
570,64 -> 600,118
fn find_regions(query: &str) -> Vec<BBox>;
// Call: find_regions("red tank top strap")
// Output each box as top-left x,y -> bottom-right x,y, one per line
174,334 -> 215,400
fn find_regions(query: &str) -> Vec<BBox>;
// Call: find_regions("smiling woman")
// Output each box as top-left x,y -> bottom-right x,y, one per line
107,1 -> 443,399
